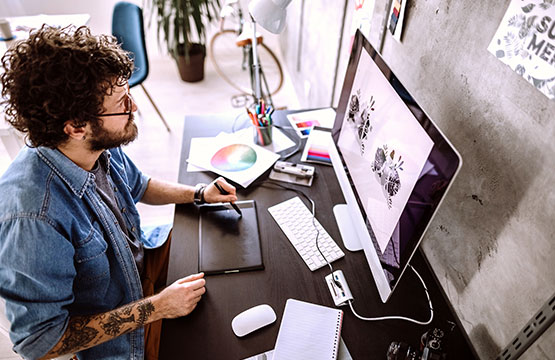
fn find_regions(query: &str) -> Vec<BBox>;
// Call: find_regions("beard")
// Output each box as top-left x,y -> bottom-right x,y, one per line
88,113 -> 139,151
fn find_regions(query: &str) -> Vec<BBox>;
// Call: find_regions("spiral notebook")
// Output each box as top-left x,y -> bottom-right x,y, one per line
273,299 -> 343,360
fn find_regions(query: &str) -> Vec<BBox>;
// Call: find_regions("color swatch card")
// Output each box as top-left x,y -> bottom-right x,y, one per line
301,127 -> 333,166
187,134 -> 279,188
286,108 -> 336,138
388,0 -> 406,41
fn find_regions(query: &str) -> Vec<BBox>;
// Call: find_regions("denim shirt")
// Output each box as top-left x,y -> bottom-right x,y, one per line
0,146 -> 169,359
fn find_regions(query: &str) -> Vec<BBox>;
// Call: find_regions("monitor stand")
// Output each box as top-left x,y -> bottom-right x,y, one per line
333,204 -> 363,251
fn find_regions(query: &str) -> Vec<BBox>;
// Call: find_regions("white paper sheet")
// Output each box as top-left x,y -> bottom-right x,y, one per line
272,299 -> 343,360
187,133 -> 279,188
187,128 -> 294,173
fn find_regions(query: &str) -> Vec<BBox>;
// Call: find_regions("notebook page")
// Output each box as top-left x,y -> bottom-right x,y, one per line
273,299 -> 343,360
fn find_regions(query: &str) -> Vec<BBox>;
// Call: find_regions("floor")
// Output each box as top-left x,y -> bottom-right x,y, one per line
0,36 -> 298,358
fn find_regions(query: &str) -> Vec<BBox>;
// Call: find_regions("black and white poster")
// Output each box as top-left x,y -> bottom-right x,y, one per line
488,0 -> 555,100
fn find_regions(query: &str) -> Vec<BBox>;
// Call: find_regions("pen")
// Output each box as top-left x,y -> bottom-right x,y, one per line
213,182 -> 242,217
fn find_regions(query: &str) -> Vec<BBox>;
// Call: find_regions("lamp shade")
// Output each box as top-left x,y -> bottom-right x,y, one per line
248,0 -> 292,34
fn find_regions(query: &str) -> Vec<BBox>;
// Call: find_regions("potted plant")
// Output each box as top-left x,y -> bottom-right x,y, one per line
147,0 -> 221,82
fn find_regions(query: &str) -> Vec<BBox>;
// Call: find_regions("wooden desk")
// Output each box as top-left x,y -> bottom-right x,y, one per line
160,111 -> 476,359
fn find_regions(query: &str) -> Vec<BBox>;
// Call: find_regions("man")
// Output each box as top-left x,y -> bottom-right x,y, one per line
0,26 -> 237,359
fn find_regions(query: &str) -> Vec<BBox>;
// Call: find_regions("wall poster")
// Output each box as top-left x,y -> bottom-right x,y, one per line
488,0 -> 555,100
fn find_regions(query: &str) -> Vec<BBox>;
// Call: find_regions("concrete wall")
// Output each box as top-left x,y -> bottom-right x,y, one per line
279,1 -> 555,359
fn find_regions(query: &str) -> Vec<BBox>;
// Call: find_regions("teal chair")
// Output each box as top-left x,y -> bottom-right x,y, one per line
112,1 -> 171,132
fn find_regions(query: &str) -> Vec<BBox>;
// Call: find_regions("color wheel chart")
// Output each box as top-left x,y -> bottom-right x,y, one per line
210,144 -> 257,172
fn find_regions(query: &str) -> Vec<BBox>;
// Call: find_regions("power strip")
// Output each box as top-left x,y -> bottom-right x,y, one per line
496,292 -> 555,360
325,270 -> 354,306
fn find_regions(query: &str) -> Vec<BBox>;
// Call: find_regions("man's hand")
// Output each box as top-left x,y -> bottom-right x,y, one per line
203,177 -> 237,204
40,274 -> 205,359
156,273 -> 206,318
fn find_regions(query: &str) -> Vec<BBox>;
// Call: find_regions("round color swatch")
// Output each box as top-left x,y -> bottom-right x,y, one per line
211,144 -> 257,172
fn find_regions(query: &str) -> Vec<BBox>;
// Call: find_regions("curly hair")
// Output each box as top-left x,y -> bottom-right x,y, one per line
1,25 -> 133,148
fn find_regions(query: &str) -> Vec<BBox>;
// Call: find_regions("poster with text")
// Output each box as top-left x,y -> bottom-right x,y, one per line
488,0 -> 555,100
337,50 -> 433,254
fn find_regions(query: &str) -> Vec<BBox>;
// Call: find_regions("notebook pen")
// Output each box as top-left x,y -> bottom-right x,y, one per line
213,182 -> 242,217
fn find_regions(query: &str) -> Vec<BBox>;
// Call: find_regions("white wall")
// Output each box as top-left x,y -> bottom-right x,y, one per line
0,0 -> 167,57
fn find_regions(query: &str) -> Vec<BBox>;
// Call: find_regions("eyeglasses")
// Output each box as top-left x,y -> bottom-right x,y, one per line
96,91 -> 135,118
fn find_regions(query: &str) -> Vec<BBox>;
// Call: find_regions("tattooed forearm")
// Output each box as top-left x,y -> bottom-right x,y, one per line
57,317 -> 99,354
137,300 -> 155,326
100,307 -> 136,336
39,297 -> 161,359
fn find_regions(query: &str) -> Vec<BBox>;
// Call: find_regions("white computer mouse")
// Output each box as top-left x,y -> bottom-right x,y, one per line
231,304 -> 277,337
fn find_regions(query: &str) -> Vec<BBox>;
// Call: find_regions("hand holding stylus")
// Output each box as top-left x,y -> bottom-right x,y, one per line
213,181 -> 242,217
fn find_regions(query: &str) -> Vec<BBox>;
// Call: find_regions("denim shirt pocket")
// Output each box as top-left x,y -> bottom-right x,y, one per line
73,222 -> 111,300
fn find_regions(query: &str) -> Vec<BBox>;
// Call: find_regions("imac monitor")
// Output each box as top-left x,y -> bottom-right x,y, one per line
330,30 -> 462,302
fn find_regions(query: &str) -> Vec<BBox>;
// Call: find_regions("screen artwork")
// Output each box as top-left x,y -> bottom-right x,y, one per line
337,49 -> 434,254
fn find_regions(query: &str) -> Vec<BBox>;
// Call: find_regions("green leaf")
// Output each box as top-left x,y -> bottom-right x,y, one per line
145,0 -> 220,57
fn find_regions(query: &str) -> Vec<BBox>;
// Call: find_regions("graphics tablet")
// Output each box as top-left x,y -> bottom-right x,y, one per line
199,200 -> 263,275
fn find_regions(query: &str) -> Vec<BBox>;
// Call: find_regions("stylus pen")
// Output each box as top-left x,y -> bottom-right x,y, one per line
213,182 -> 242,217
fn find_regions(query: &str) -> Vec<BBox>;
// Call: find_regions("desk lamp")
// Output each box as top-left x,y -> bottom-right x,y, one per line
248,0 -> 292,102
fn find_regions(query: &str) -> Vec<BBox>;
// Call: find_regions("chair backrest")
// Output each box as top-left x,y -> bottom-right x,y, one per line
112,1 -> 149,87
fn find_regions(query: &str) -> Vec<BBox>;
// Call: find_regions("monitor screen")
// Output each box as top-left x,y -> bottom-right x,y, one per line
330,30 -> 462,302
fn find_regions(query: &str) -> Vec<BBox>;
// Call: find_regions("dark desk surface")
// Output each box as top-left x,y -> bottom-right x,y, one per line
160,111 -> 476,360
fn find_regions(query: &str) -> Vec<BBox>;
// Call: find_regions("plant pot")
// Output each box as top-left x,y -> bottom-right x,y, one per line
176,43 -> 205,83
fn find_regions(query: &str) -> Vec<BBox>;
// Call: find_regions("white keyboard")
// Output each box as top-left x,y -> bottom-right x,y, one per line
268,197 -> 345,271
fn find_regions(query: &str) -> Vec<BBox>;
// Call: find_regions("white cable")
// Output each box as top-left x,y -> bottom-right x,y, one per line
308,197 -> 334,274
347,264 -> 434,325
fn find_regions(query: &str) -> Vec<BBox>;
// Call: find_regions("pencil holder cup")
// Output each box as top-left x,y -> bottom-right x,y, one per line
253,123 -> 273,146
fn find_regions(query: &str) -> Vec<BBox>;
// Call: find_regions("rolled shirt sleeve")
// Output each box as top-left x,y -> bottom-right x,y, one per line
0,217 -> 76,359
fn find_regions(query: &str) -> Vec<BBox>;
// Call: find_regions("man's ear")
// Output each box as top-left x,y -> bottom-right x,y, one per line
63,121 -> 87,140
